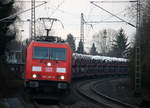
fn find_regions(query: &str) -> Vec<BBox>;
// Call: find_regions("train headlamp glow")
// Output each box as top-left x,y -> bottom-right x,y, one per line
47,62 -> 51,66
56,68 -> 66,73
32,74 -> 37,78
60,76 -> 65,80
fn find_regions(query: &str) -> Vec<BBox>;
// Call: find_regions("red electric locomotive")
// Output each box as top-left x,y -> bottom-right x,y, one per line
24,37 -> 72,98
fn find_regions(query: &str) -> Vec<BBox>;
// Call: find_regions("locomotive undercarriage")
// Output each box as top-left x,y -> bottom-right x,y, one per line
24,80 -> 70,99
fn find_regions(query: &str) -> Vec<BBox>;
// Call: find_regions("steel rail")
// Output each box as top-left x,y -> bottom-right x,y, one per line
76,79 -> 113,108
91,80 -> 138,108
76,78 -> 138,108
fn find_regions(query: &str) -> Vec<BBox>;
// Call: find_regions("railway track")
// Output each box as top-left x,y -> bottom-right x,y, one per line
21,92 -> 65,108
91,80 -> 138,108
75,78 -> 138,108
20,78 -> 137,108
31,100 -> 65,108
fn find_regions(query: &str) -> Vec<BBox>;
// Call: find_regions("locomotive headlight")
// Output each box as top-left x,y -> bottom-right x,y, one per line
32,74 -> 37,78
60,76 -> 65,80
32,66 -> 41,72
56,68 -> 66,73
47,62 -> 51,66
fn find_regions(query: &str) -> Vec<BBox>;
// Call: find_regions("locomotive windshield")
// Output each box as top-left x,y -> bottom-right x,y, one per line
51,48 -> 66,60
33,47 -> 49,59
33,47 -> 66,60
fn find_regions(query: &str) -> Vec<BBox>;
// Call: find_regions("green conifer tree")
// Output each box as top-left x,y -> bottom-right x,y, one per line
90,43 -> 98,55
77,40 -> 84,54
66,33 -> 76,52
111,28 -> 129,58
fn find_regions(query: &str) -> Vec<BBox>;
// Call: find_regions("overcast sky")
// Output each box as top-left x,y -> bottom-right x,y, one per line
18,0 -> 136,50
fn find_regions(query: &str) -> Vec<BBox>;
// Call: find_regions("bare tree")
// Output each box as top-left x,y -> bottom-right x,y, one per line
127,0 -> 147,21
92,29 -> 117,55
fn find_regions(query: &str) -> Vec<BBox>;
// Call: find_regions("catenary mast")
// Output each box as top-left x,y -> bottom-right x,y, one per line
31,0 -> 36,40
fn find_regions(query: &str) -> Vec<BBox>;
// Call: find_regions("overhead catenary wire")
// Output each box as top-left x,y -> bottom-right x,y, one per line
0,1 -> 47,23
102,7 -> 131,22
15,0 -> 47,3
90,1 -> 136,28
84,0 -> 136,38
43,0 -> 79,19
49,0 -> 65,17
90,0 -> 137,3
48,7 -> 79,17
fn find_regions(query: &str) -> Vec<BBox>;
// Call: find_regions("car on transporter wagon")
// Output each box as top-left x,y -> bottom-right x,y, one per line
24,36 -> 72,99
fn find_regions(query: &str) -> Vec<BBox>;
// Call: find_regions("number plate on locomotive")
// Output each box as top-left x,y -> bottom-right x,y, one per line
45,67 -> 52,72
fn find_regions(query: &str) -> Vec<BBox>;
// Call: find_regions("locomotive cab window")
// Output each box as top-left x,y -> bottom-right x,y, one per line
51,48 -> 66,61
33,47 -> 49,59
33,47 -> 66,61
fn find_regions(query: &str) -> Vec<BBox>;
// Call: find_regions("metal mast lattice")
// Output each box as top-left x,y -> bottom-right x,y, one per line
135,0 -> 141,91
80,13 -> 85,44
31,0 -> 36,40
